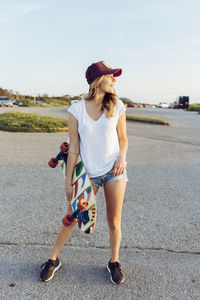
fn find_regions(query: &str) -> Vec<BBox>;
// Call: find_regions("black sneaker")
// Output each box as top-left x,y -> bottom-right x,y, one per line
40,258 -> 61,282
107,260 -> 124,285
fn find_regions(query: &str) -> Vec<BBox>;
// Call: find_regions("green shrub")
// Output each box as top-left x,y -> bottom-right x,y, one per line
187,104 -> 200,112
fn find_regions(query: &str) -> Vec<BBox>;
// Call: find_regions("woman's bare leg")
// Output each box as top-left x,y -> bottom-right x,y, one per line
50,184 -> 99,260
50,202 -> 75,260
104,181 -> 126,262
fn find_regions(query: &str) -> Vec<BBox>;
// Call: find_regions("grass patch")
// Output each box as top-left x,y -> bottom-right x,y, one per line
126,114 -> 171,126
187,104 -> 200,112
0,111 -> 68,133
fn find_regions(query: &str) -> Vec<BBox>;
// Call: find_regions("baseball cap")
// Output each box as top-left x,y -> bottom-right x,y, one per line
86,61 -> 122,85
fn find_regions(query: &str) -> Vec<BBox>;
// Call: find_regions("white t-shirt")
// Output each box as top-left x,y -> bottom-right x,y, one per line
67,99 -> 126,178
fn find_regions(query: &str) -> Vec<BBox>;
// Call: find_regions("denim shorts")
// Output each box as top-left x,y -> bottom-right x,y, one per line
90,167 -> 128,187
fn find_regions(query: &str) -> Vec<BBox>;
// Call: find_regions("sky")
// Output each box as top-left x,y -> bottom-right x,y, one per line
0,0 -> 200,104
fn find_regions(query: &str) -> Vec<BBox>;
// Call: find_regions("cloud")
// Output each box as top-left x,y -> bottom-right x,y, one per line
0,3 -> 41,23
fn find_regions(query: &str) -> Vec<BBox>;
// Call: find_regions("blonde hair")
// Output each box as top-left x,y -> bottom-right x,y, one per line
84,76 -> 117,118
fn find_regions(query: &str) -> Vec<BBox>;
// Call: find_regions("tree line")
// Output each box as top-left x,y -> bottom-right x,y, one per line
0,87 -> 135,106
0,87 -> 82,104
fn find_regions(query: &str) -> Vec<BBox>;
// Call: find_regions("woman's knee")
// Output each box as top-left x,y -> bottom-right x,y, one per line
107,219 -> 121,232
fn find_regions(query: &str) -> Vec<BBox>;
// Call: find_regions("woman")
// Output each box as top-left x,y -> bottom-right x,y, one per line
40,61 -> 128,285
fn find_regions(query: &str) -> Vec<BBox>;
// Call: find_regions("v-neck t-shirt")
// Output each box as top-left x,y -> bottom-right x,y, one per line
67,99 -> 126,178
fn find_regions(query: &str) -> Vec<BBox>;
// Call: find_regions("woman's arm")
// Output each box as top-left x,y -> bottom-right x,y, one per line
65,113 -> 80,200
113,112 -> 128,176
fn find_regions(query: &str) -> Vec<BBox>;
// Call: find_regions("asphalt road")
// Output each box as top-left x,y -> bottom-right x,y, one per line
126,107 -> 200,130
0,106 -> 200,299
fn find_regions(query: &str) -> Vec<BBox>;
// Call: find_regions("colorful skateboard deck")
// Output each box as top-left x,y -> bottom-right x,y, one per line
48,142 -> 96,234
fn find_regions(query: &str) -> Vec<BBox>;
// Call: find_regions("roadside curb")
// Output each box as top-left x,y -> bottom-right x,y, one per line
126,115 -> 171,126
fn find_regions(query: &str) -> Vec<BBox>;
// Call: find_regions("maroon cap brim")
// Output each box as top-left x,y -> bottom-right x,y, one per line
113,68 -> 122,77
104,68 -> 122,77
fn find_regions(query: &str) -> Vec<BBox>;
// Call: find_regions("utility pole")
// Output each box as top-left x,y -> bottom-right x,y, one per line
34,93 -> 36,104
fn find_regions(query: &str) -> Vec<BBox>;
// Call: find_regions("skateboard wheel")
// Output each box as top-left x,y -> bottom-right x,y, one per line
77,199 -> 89,212
60,142 -> 69,153
62,214 -> 75,226
48,158 -> 58,168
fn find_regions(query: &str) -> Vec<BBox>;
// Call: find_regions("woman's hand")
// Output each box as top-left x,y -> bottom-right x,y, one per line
113,155 -> 126,176
65,180 -> 73,201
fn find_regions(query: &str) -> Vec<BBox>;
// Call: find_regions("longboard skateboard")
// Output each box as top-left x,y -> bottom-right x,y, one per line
48,142 -> 96,234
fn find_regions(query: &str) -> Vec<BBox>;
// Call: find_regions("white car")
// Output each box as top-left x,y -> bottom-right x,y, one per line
4,100 -> 13,107
0,97 -> 13,107
158,102 -> 169,108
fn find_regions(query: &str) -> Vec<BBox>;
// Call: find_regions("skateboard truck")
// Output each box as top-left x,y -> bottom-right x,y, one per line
48,142 -> 69,168
62,199 -> 90,226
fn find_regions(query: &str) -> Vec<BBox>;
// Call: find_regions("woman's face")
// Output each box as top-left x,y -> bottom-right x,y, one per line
98,75 -> 116,94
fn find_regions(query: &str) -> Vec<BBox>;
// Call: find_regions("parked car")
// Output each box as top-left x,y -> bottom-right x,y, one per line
4,100 -> 13,107
127,103 -> 135,108
158,102 -> 169,108
13,100 -> 23,106
0,96 -> 13,107
148,105 -> 156,108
